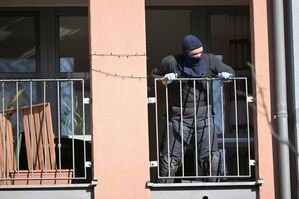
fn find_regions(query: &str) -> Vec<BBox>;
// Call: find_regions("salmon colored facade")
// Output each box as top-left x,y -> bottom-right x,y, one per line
250,0 -> 276,198
89,0 -> 150,198
89,0 -> 276,198
0,0 -> 295,198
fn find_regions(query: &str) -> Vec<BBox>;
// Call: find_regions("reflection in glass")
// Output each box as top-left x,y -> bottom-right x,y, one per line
60,81 -> 90,136
59,16 -> 88,72
0,16 -> 36,72
0,82 -> 37,136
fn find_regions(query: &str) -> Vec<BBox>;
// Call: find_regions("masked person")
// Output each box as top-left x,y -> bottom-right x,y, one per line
152,34 -> 235,183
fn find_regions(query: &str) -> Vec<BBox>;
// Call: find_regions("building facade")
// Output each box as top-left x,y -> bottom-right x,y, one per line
0,0 -> 297,198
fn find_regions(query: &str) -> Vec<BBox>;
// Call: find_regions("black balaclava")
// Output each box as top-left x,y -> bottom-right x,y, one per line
178,34 -> 206,77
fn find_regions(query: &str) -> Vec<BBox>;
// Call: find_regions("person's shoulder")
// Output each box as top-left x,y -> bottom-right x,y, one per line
158,54 -> 179,74
203,53 -> 221,62
202,53 -> 217,58
160,55 -> 179,68
161,55 -> 177,64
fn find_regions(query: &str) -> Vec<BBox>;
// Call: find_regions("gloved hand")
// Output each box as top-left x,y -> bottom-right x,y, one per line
163,73 -> 178,84
218,72 -> 234,79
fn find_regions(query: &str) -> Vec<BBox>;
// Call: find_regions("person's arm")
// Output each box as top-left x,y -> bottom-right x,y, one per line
150,68 -> 163,79
154,55 -> 177,75
208,54 -> 235,75
151,55 -> 178,85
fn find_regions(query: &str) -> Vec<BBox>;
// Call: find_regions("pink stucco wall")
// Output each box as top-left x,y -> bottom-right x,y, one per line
89,0 -> 150,198
251,0 -> 275,198
89,0 -> 276,198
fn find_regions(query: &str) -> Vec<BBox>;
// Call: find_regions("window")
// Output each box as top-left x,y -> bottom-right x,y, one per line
59,16 -> 88,73
0,8 -> 90,135
0,15 -> 37,73
0,8 -> 91,183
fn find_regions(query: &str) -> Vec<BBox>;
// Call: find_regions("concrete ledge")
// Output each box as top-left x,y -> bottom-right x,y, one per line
148,181 -> 261,199
0,183 -> 94,199
0,182 -> 96,190
147,180 -> 263,188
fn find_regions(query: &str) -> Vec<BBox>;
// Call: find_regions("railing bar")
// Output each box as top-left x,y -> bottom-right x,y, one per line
221,81 -> 226,176
245,78 -> 251,176
0,79 -> 85,82
166,84 -> 170,178
43,81 -> 47,177
2,81 -> 5,178
30,81 -> 34,175
0,77 -> 246,82
157,174 -> 252,179
57,81 -> 62,177
180,80 -> 184,177
234,80 -> 240,176
71,81 -> 76,177
193,80 -> 198,176
16,82 -> 20,173
82,80 -> 87,179
155,79 -> 160,178
155,77 -> 247,81
0,176 -> 92,181
207,81 -> 212,176
0,174 -> 252,181
0,175 -> 251,181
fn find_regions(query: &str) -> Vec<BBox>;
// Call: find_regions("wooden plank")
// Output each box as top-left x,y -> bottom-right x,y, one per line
38,106 -> 51,170
29,108 -> 39,170
21,103 -> 57,172
33,107 -> 44,170
22,109 -> 37,170
5,118 -> 14,185
22,109 -> 33,170
6,118 -> 15,172
45,103 -> 56,169
1,103 -> 50,113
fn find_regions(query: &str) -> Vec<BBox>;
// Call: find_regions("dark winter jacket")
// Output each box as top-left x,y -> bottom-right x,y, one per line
152,53 -> 235,108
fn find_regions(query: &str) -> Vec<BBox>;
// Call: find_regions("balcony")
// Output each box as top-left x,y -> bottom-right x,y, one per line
147,77 -> 259,193
0,79 -> 91,185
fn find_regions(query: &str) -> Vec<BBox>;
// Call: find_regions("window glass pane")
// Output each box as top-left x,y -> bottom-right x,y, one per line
60,81 -> 90,136
0,16 -> 36,72
59,16 -> 88,72
0,82 -> 37,144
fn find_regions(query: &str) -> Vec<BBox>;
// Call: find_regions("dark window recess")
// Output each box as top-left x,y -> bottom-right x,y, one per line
59,16 -> 89,73
0,16 -> 37,73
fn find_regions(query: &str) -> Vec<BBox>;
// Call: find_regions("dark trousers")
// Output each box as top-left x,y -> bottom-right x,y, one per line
159,105 -> 219,183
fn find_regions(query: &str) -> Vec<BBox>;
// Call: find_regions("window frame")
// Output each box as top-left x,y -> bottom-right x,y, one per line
0,7 -> 89,80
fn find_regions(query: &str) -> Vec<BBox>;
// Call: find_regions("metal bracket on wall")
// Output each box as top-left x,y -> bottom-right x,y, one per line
148,97 -> 156,104
249,159 -> 256,166
91,179 -> 98,186
84,98 -> 90,104
247,96 -> 254,103
150,161 -> 158,167
256,178 -> 264,185
85,161 -> 92,168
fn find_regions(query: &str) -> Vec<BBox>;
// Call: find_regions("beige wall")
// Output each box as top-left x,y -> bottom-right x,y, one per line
250,0 -> 276,198
89,0 -> 150,199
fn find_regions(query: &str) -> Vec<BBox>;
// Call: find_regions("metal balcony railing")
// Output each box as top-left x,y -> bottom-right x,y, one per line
151,77 -> 255,182
0,79 -> 90,185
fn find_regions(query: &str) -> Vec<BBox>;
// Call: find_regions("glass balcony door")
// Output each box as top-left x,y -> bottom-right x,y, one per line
0,8 -> 90,136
